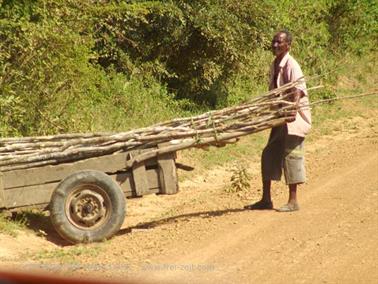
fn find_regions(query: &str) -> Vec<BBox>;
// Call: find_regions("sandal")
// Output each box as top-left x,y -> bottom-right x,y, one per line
276,203 -> 300,212
244,200 -> 273,210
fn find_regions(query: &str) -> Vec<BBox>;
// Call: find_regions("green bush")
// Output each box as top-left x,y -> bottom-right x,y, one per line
0,0 -> 376,136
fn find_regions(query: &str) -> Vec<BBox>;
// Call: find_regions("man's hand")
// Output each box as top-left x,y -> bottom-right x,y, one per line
285,89 -> 302,122
285,109 -> 297,122
293,89 -> 302,105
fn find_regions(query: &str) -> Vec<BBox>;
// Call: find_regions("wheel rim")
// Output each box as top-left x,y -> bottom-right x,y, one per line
65,184 -> 112,230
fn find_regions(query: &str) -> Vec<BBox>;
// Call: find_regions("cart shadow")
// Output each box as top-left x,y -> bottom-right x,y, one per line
12,211 -> 72,246
118,207 -> 246,235
15,207 -> 247,246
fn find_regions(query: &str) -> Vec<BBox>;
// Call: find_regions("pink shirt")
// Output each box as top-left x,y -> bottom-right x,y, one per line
269,53 -> 311,137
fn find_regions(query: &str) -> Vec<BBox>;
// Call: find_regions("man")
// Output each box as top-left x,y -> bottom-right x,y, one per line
245,30 -> 311,212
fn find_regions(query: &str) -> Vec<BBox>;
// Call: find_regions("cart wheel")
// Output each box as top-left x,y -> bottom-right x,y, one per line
50,170 -> 125,244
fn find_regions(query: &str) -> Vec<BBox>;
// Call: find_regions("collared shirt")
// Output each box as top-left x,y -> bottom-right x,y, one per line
269,52 -> 311,137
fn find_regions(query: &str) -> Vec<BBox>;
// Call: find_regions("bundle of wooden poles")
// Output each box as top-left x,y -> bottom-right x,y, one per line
0,80 -> 306,172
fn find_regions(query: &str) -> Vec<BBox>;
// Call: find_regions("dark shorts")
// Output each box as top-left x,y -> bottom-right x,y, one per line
261,125 -> 306,184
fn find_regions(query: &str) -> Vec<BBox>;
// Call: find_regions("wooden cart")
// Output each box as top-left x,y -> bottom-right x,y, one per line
0,147 -> 179,243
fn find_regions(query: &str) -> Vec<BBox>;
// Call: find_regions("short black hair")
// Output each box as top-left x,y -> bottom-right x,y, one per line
278,29 -> 292,45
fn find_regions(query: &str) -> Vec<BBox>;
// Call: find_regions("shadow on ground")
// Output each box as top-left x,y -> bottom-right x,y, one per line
11,210 -> 71,246
11,206 -> 249,246
118,207 -> 247,235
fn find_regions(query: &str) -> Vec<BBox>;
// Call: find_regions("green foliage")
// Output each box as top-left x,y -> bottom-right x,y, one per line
89,72 -> 191,131
327,0 -> 378,55
0,0 -> 376,136
0,1 -> 100,135
92,0 -> 273,107
0,0 -> 187,136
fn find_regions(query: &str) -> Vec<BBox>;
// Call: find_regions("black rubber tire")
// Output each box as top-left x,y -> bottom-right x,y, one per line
50,170 -> 126,244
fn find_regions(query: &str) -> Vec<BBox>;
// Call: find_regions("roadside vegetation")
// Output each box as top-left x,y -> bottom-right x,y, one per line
0,0 -> 376,136
0,211 -> 28,237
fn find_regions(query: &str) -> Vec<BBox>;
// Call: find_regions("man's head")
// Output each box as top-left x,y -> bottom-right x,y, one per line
271,30 -> 292,58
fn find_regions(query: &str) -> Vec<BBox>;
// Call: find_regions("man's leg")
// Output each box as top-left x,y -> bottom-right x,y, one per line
276,183 -> 300,212
288,183 -> 298,206
244,179 -> 273,210
262,180 -> 272,203
278,133 -> 305,212
245,127 -> 285,210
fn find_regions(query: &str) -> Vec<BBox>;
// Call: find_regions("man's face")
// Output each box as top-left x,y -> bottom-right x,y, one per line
271,33 -> 290,57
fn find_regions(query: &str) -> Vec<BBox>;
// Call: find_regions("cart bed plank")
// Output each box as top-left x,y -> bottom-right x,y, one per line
1,149 -> 159,190
1,152 -> 132,189
2,169 -> 161,209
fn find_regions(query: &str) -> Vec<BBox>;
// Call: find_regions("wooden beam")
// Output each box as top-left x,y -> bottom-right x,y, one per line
157,152 -> 179,195
131,162 -> 150,196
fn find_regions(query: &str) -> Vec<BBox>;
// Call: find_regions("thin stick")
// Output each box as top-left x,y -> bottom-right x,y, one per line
309,91 -> 378,106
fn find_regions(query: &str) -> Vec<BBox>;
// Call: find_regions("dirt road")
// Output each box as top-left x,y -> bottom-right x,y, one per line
1,115 -> 377,284
137,136 -> 378,284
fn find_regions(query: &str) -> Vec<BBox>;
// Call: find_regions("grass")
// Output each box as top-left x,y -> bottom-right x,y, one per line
0,209 -> 51,238
0,212 -> 28,237
178,131 -> 267,181
26,245 -> 103,262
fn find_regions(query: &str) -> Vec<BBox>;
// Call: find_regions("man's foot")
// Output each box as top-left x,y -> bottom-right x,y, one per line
244,200 -> 273,210
276,203 -> 299,212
